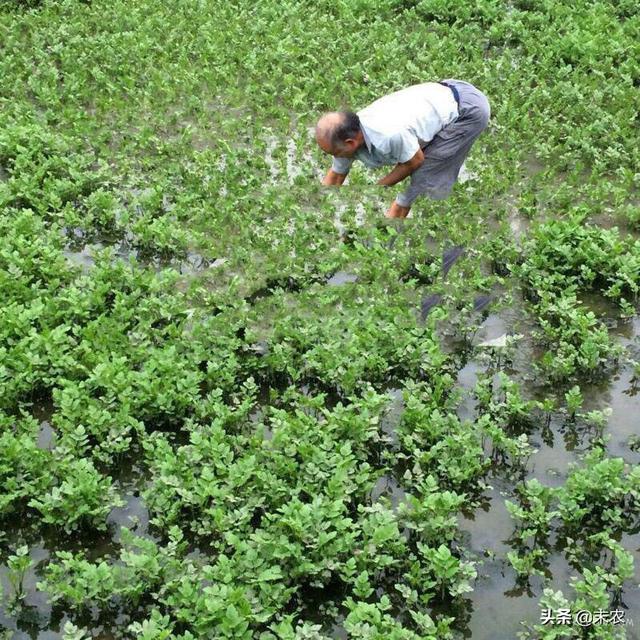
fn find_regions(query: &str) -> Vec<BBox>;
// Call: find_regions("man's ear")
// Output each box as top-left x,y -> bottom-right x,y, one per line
344,138 -> 360,150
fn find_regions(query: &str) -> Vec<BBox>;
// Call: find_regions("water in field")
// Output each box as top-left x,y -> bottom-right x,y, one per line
5,223 -> 637,639
0,439 -> 151,638
452,304 -> 640,639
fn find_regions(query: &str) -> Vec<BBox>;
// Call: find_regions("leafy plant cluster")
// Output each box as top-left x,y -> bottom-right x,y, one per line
37,385 -> 479,638
506,446 -> 639,636
0,121 -> 195,260
516,217 -> 638,382
1,0 -> 639,636
249,305 -> 452,396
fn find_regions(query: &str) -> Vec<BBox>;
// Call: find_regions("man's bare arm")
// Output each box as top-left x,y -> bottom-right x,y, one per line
377,148 -> 425,187
322,168 -> 347,186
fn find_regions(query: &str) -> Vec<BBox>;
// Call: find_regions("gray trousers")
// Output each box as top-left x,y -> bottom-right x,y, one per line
395,79 -> 490,207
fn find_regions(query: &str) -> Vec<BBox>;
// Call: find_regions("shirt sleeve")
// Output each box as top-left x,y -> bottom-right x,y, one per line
331,156 -> 354,175
388,130 -> 420,163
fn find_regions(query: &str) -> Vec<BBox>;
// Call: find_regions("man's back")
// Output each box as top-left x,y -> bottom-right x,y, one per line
359,82 -> 459,148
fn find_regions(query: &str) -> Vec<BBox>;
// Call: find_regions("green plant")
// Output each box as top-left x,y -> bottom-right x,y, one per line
5,545 -> 32,609
564,385 -> 583,418
414,543 -> 477,601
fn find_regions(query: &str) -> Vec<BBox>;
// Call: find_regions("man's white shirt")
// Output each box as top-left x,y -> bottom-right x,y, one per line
331,82 -> 459,174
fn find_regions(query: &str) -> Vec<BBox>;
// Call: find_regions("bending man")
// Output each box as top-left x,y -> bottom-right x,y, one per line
316,79 -> 490,218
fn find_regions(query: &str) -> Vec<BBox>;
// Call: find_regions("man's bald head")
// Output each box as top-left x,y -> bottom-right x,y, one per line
315,111 -> 362,156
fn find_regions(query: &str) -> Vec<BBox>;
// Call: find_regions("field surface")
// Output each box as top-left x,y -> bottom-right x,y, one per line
1,0 -> 640,638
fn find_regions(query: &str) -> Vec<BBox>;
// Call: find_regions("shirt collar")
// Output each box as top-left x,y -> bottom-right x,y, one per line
360,119 -> 373,153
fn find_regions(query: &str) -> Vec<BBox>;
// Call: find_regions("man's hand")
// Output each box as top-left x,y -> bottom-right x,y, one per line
377,148 -> 424,187
322,169 -> 347,186
385,201 -> 411,218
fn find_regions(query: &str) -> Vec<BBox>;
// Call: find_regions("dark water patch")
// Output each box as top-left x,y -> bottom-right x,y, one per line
449,301 -> 640,637
62,228 -> 216,277
30,395 -> 54,424
618,315 -> 640,347
369,474 -> 406,510
63,242 -> 102,270
0,544 -> 131,638
36,422 -> 56,451
106,443 -> 149,490
106,493 -> 150,545
463,555 -> 541,639
525,416 -> 580,488
249,340 -> 270,357
62,232 -> 137,271
245,276 -> 303,305
570,314 -> 640,462
61,225 -> 88,246
0,545 -> 52,637
30,395 -> 56,451
288,574 -> 347,634
543,551 -> 578,593
525,440 -> 573,488
185,546 -> 214,564
400,253 -> 438,285
470,296 -> 542,379
245,380 -> 275,435
455,359 -> 482,422
458,482 -> 514,556
578,291 -> 634,334
98,446 -> 154,552
326,271 -> 358,286
581,366 -> 640,463
257,412 -> 274,442
618,530 -> 640,628
0,487 -> 154,636
507,205 -> 530,244
589,211 -> 640,241
519,154 -> 546,178
299,382 -> 343,408
329,619 -> 349,639
471,313 -> 508,347
177,251 -> 212,275
426,593 -> 474,638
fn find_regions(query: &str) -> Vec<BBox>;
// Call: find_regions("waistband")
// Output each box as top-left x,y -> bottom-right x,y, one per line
438,81 -> 461,108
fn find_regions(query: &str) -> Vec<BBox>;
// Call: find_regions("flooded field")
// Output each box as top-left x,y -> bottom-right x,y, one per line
2,0 -> 640,638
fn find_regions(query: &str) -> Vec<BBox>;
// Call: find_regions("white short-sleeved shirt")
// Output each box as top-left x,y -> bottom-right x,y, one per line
331,82 -> 459,175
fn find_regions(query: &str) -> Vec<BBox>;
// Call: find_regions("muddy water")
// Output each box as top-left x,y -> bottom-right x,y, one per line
31,395 -> 56,451
525,419 -> 581,488
458,476 -> 547,639
0,431 -> 152,638
450,282 -> 640,638
326,271 -> 358,286
380,387 -> 404,448
0,545 -> 53,637
581,315 -> 640,464
62,232 -> 217,280
458,473 -> 615,637
459,482 -> 514,556
369,474 -> 406,510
